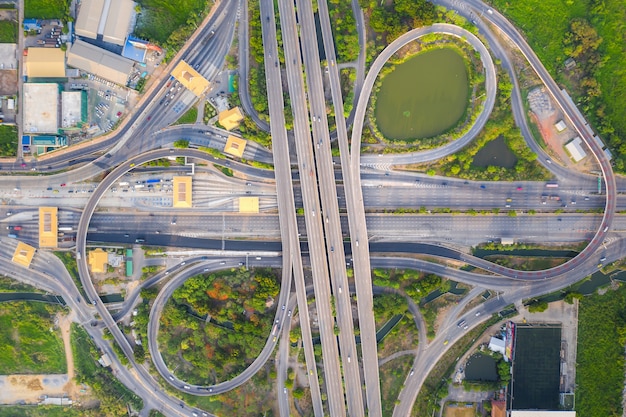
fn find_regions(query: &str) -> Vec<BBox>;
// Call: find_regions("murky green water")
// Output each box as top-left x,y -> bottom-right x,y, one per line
375,47 -> 469,140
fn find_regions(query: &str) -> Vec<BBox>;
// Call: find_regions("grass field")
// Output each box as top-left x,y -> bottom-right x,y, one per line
0,302 -> 67,374
24,0 -> 69,19
511,326 -> 561,409
0,276 -> 42,293
0,20 -> 17,43
444,404 -> 475,417
576,285 -> 626,416
0,125 -> 18,157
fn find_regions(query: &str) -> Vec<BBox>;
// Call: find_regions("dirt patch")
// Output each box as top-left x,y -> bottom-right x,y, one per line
0,70 -> 18,96
0,375 -> 69,404
444,404 -> 475,417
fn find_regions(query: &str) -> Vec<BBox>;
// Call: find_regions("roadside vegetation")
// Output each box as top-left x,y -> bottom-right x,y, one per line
133,0 -> 212,60
24,0 -> 70,19
0,406 -> 83,417
0,125 -> 18,157
247,0 -> 269,121
575,284 -> 626,416
229,76 -> 272,148
54,251 -> 88,300
0,302 -> 66,374
158,268 -> 280,384
374,295 -> 419,358
487,0 -> 626,174
380,356 -> 414,416
71,324 -> 144,416
328,0 -> 360,62
0,276 -> 43,293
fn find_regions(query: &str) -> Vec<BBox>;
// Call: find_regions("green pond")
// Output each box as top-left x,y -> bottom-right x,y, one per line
375,47 -> 469,140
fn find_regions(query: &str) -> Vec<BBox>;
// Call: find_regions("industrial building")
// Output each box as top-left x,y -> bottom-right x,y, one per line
23,83 -> 59,134
67,40 -> 134,85
564,137 -> 587,162
12,242 -> 36,268
218,107 -> 244,131
554,120 -> 567,132
171,60 -> 210,96
61,91 -> 84,128
223,135 -> 247,158
172,176 -> 192,208
38,207 -> 58,248
25,48 -> 66,78
75,0 -> 135,46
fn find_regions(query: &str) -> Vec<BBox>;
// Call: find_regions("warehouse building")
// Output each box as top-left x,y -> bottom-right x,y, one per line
67,40 -> 134,85
25,48 -> 66,78
75,0 -> 135,46
564,137 -> 587,162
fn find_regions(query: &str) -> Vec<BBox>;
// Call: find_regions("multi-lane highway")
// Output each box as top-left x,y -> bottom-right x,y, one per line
2,0 -> 623,416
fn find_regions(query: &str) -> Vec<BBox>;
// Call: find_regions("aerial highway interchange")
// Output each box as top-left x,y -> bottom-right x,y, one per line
0,0 -> 621,416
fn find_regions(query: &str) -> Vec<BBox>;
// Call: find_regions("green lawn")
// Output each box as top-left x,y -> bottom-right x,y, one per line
24,0 -> 69,19
380,356 -> 414,416
575,285 -> 626,416
0,20 -> 17,43
0,125 -> 18,157
0,276 -> 42,293
173,106 -> 198,125
0,302 -> 66,374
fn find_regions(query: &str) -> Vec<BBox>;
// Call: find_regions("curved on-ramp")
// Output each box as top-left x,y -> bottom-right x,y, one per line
350,22 -> 616,282
358,24 -> 497,167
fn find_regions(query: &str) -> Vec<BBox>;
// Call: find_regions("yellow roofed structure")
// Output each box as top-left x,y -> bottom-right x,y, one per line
171,60 -> 210,96
224,135 -> 247,158
88,248 -> 108,273
39,207 -> 58,248
12,242 -> 36,268
172,176 -> 192,208
25,48 -> 66,78
218,107 -> 244,131
239,197 -> 259,213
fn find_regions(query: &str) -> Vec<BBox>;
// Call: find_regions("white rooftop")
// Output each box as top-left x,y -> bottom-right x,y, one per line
511,412 -> 575,417
564,137 -> 587,162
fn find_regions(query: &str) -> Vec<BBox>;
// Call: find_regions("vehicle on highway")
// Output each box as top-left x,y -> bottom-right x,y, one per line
600,256 -> 607,262
457,319 -> 467,328
60,183 -> 66,187
135,238 -> 145,243
410,369 -> 414,376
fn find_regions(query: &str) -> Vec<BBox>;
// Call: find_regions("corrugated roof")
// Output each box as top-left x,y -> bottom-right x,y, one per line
25,48 -> 66,78
75,0 -> 105,39
67,40 -> 133,85
102,0 -> 134,45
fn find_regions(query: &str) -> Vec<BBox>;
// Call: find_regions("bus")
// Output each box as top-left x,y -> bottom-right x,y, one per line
59,226 -> 73,231
146,178 -> 161,184
546,183 -> 559,188
272,324 -> 278,336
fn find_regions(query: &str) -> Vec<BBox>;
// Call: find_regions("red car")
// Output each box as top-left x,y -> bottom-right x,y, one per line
21,163 -> 26,168
60,183 -> 66,187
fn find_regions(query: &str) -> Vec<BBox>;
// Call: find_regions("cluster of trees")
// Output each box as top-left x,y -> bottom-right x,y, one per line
327,0 -> 360,62
159,268 -> 280,384
371,268 -> 449,303
247,0 -> 269,120
361,0 -> 435,44
0,125 -> 17,157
